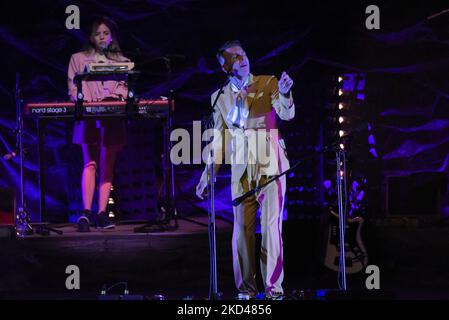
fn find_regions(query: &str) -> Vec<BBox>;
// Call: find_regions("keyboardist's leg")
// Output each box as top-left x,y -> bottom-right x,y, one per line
95,145 -> 120,229
98,145 -> 120,213
81,143 -> 99,211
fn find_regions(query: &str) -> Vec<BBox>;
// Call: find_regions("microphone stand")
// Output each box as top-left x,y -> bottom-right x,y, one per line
14,72 -> 33,237
134,55 -> 179,233
14,73 -> 63,237
165,57 -> 178,230
336,148 -> 348,290
207,76 -> 229,300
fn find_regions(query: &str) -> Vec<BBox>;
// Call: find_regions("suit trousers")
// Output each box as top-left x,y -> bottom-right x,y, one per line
231,170 -> 286,296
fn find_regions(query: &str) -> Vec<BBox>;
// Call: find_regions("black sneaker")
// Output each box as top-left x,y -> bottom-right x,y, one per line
77,209 -> 91,232
95,212 -> 115,229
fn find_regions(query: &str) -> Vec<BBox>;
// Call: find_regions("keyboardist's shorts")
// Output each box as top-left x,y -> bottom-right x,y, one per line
73,119 -> 127,147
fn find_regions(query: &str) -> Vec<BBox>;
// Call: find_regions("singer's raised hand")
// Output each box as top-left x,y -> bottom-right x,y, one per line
279,71 -> 293,95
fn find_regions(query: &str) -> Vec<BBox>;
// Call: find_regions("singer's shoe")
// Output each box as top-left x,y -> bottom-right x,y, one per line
236,291 -> 257,300
265,291 -> 285,300
77,209 -> 92,232
95,212 -> 115,229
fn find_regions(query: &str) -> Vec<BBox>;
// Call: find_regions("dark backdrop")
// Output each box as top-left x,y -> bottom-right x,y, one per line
1,0 -> 449,223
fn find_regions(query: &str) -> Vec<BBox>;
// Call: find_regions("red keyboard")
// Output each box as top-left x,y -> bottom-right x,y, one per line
24,99 -> 170,118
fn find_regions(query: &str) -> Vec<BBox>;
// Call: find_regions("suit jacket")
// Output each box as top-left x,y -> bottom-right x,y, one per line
67,51 -> 129,101
201,74 -> 295,187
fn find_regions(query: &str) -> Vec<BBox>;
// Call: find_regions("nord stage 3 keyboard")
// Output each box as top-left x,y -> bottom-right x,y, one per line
24,99 -> 170,119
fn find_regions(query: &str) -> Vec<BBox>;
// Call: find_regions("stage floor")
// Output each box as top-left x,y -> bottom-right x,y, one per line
21,215 -> 233,239
1,216 -> 449,300
0,215 -> 238,300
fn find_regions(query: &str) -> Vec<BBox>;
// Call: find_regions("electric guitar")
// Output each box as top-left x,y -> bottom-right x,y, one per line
323,208 -> 368,274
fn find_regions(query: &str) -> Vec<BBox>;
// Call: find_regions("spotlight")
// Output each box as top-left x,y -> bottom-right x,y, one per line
339,130 -> 345,137
338,116 -> 344,123
338,103 -> 344,110
339,144 -> 345,149
338,76 -> 343,82
338,89 -> 343,96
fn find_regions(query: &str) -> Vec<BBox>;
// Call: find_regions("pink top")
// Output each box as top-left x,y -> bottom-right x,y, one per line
67,51 -> 129,102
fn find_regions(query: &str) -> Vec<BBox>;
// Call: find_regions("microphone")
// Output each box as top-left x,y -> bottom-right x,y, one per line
99,43 -> 109,54
224,67 -> 237,77
98,43 -> 120,55
232,187 -> 258,207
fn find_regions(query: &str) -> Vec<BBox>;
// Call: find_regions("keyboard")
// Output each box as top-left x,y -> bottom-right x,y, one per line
24,99 -> 170,119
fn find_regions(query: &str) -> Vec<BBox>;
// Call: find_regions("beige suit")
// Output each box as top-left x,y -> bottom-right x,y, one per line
200,74 -> 295,296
